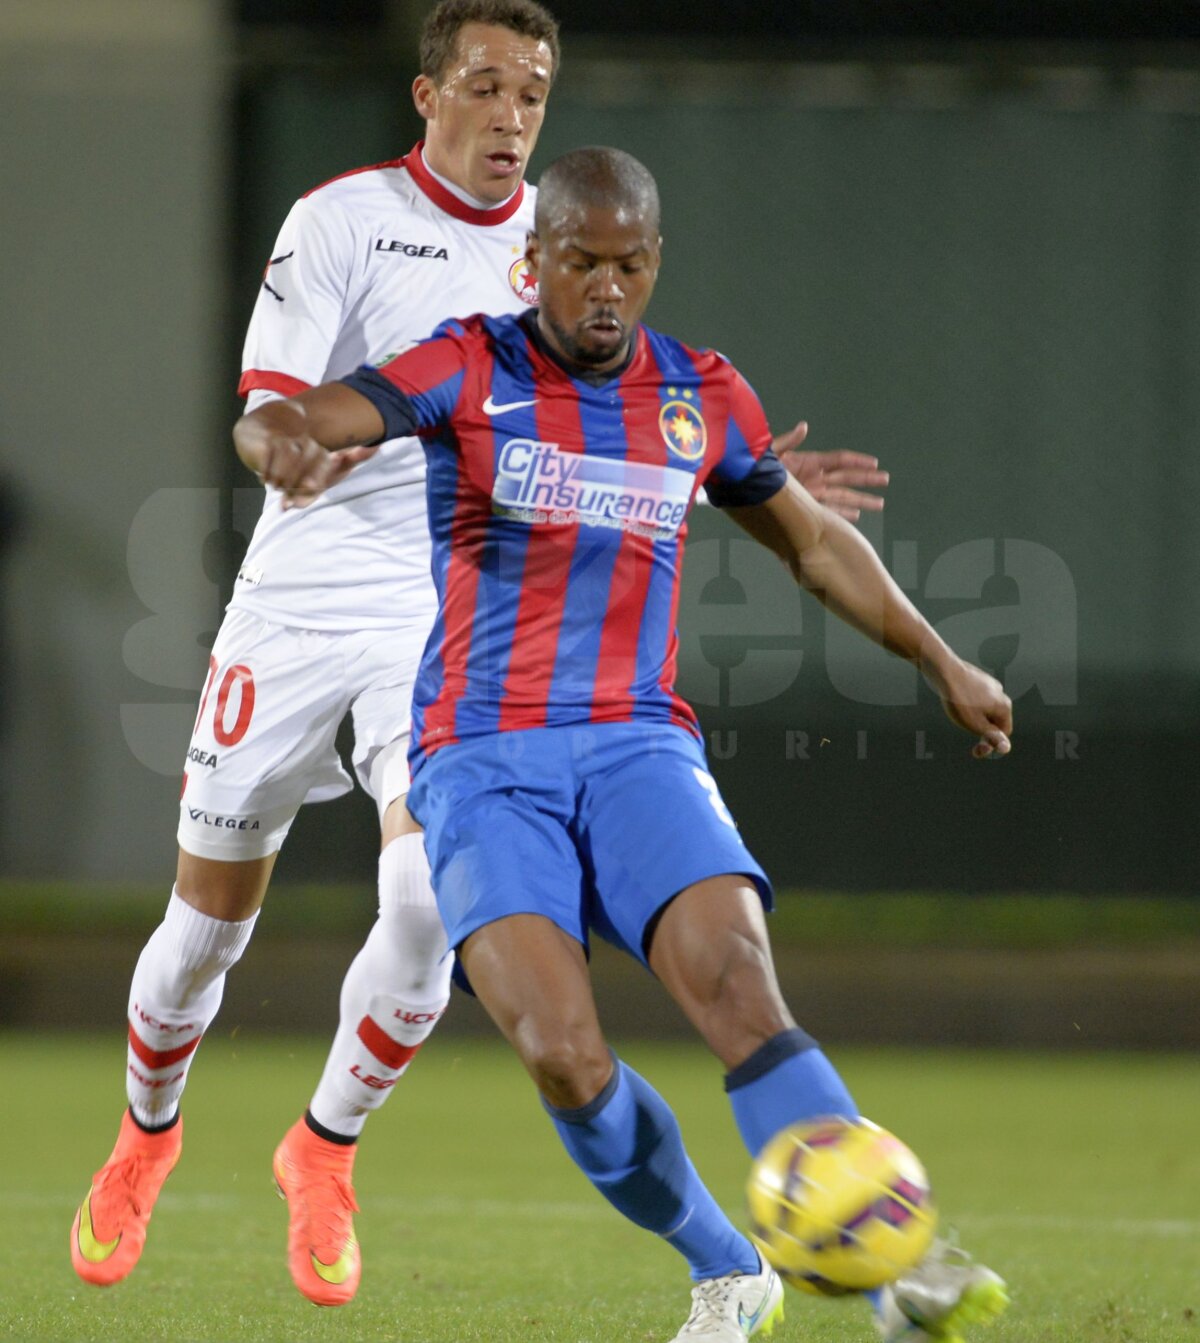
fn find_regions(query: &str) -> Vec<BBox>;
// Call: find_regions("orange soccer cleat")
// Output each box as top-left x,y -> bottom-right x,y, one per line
273,1117 -> 362,1306
70,1111 -> 183,1286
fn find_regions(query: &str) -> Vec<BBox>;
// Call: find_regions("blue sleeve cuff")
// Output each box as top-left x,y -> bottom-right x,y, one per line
340,366 -> 421,443
705,449 -> 788,509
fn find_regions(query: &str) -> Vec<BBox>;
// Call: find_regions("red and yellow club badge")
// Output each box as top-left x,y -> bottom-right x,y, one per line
659,395 -> 707,461
508,256 -> 538,305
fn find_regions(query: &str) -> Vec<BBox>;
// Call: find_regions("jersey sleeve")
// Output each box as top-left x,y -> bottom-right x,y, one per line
339,317 -> 474,443
703,364 -> 788,508
238,194 -> 353,399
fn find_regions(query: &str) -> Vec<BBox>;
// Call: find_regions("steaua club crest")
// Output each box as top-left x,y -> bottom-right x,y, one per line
508,256 -> 539,305
659,397 -> 707,461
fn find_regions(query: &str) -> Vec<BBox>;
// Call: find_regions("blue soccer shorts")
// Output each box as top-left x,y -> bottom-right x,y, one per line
407,721 -> 773,968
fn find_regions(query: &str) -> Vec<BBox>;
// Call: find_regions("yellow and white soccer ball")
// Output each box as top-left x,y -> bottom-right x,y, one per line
746,1116 -> 937,1295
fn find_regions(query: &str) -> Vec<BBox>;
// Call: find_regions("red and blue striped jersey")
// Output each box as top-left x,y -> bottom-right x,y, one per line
342,310 -> 785,770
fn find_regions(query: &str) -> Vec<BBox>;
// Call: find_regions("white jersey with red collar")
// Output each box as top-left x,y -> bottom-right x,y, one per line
233,144 -> 539,631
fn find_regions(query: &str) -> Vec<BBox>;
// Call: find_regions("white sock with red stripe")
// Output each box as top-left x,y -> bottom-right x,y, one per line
125,889 -> 258,1128
307,833 -> 451,1138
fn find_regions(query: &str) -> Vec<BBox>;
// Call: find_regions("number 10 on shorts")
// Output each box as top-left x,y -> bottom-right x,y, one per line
194,655 -> 257,748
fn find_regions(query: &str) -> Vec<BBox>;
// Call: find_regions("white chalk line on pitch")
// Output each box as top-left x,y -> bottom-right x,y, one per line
18,1190 -> 1200,1237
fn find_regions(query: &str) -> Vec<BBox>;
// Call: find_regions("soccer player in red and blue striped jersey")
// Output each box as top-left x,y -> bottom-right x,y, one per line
236,146 -> 1012,1343
345,304 -> 783,766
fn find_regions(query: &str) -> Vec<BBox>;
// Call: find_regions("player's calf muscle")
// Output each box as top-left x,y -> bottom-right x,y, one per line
675,972 -> 795,1070
651,909 -> 794,1065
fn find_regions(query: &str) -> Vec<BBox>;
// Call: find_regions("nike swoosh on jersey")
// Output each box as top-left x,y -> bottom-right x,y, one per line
75,1190 -> 122,1262
310,1238 -> 358,1285
483,395 -> 537,416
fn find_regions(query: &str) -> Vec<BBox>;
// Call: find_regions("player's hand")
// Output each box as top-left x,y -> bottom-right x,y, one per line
922,654 -> 1013,759
259,437 -> 379,509
772,420 -> 889,522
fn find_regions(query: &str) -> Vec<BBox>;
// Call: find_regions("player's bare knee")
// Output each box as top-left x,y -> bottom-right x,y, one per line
512,1019 -> 611,1108
175,849 -> 273,921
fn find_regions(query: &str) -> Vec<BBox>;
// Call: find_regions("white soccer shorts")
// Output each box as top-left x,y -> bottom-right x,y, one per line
177,609 -> 426,861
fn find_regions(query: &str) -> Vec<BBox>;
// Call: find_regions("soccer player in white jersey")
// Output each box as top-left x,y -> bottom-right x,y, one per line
71,0 -> 560,1307
69,0 -> 890,1312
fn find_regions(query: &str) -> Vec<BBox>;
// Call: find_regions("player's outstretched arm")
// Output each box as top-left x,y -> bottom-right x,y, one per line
726,477 -> 1012,758
771,419 -> 889,522
233,384 -> 384,509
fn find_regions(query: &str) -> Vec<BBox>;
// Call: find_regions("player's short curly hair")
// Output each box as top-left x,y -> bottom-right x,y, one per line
419,0 -> 560,85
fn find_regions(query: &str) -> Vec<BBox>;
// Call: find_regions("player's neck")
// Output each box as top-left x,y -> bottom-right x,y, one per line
420,147 -> 517,213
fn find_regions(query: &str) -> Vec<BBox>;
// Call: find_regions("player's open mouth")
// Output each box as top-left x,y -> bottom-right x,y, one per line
486,151 -> 521,175
583,315 -> 624,351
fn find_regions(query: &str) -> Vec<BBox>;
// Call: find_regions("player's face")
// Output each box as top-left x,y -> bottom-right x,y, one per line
413,23 -> 553,205
528,205 -> 662,371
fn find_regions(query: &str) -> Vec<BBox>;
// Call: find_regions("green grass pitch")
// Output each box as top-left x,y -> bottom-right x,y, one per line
3,1035 -> 1196,1342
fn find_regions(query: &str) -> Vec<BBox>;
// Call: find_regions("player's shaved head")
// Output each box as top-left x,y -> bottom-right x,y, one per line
527,147 -> 663,372
535,147 -> 661,236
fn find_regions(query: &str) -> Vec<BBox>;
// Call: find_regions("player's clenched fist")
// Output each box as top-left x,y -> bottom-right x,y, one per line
234,395 -> 380,508
920,653 -> 1013,759
263,436 -> 376,509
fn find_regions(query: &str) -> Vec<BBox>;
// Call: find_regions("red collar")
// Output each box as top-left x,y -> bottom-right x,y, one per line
403,142 -> 526,226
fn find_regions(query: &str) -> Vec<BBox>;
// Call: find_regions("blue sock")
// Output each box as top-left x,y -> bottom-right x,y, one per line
546,1058 -> 760,1282
726,1029 -> 882,1311
724,1027 -> 858,1156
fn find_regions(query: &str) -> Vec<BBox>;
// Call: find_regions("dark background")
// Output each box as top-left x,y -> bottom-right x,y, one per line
237,0 -> 1200,42
2,1 -> 1197,895
229,2 -> 1200,896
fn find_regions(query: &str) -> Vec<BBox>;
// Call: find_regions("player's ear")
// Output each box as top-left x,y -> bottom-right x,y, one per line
525,229 -> 541,275
412,73 -> 437,121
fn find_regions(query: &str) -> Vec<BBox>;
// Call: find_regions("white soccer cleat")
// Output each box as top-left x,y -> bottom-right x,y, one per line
874,1237 -> 1010,1342
669,1252 -> 784,1340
